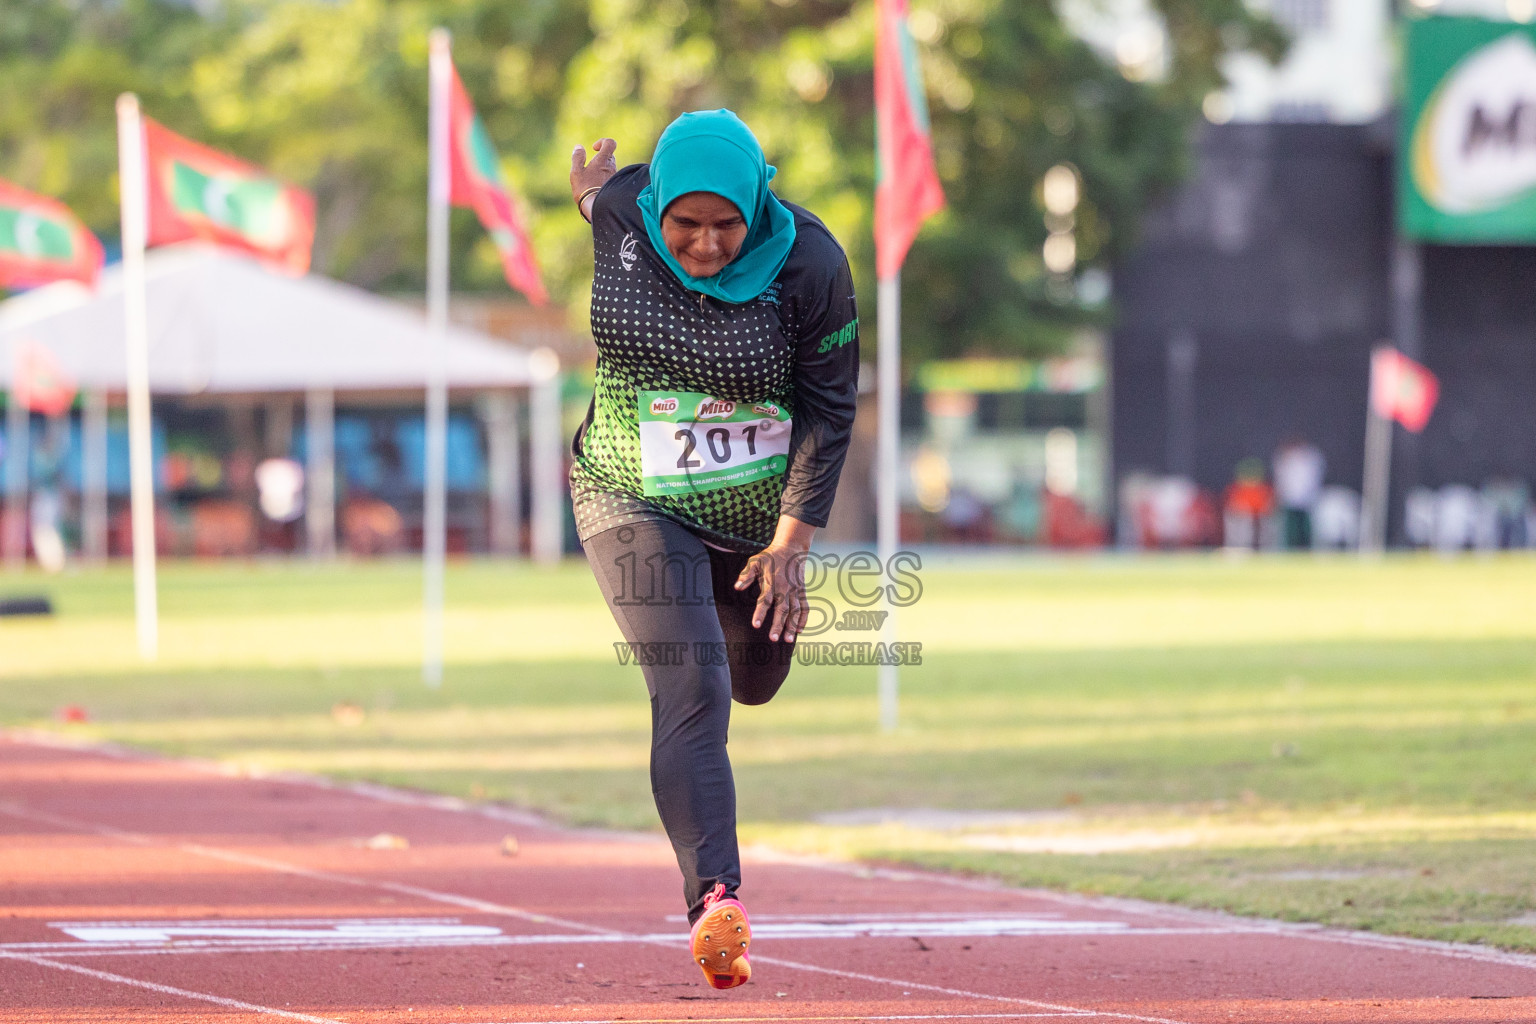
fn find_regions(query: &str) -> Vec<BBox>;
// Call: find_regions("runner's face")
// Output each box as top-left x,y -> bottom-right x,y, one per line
661,192 -> 748,279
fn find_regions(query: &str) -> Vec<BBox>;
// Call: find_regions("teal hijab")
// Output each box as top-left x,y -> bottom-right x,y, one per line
637,109 -> 796,304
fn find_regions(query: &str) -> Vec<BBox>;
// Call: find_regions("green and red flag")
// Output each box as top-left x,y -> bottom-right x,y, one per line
874,0 -> 945,280
11,339 -> 76,417
142,117 -> 315,275
445,60 -> 547,305
1370,346 -> 1440,434
0,179 -> 104,290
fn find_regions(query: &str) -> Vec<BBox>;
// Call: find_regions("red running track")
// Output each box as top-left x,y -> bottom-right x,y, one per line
1,734 -> 1533,1024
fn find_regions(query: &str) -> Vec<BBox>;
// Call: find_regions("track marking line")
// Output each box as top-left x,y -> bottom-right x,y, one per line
0,950 -> 347,1023
666,912 -> 1075,921
739,954 -> 1191,1024
47,915 -> 467,927
448,1015 -> 1098,1023
770,848 -> 1536,972
0,797 -> 1196,1024
2,926 -> 1246,959
52,918 -> 503,944
180,840 -> 617,935
16,732 -> 1536,972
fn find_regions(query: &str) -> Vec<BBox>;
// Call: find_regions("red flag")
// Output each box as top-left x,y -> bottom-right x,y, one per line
446,62 -> 548,305
0,180 -> 104,289
874,0 -> 945,280
142,118 -> 315,275
1370,346 -> 1439,433
11,340 -> 76,417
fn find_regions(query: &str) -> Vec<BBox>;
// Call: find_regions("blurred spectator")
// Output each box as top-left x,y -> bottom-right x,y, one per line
226,449 -> 258,496
111,505 -> 188,556
1153,477 -> 1218,548
1042,490 -> 1107,549
191,500 -> 258,557
996,480 -> 1043,543
1117,472 -> 1156,549
256,458 -> 306,523
1405,487 -> 1437,549
1223,458 -> 1274,551
1148,478 -> 1197,548
369,422 -> 407,492
1311,486 -> 1361,550
939,487 -> 990,544
1480,479 -> 1530,550
29,415 -> 69,573
1433,485 -> 1479,554
1273,437 -> 1325,550
1119,473 -> 1220,549
342,497 -> 404,555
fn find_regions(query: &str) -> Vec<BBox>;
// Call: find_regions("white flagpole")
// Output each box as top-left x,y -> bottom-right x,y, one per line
82,388 -> 110,564
1359,347 -> 1392,556
876,272 -> 900,733
423,28 -> 451,687
3,346 -> 27,571
528,346 -> 563,565
116,93 -> 158,660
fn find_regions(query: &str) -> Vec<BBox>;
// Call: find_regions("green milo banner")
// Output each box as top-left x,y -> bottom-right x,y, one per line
1401,16 -> 1536,243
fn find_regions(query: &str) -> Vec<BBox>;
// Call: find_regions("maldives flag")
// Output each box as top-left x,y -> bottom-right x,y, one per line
446,61 -> 547,305
1370,346 -> 1439,433
11,340 -> 76,417
142,118 -> 315,275
874,0 -> 945,280
0,179 -> 104,289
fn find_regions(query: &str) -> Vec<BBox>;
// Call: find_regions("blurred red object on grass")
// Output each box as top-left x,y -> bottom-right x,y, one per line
56,705 -> 89,724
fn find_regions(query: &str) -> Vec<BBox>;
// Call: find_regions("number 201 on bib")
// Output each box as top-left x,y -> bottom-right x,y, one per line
638,391 -> 792,496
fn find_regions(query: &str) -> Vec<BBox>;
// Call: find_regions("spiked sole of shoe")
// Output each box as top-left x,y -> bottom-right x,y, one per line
691,899 -> 751,989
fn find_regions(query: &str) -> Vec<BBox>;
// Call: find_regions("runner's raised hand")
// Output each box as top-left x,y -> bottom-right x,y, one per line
571,138 -> 618,221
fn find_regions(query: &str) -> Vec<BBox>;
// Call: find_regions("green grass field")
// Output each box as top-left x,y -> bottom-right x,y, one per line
3,554 -> 1535,950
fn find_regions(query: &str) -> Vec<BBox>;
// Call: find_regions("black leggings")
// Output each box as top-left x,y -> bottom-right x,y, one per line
582,518 -> 794,923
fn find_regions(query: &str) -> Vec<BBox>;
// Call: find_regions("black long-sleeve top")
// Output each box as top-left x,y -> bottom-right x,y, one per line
569,164 -> 860,553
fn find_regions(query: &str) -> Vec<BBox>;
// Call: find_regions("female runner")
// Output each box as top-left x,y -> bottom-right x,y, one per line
567,109 -> 859,988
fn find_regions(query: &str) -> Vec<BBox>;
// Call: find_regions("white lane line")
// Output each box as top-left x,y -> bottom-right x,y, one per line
0,798 -> 156,846
0,950 -> 346,1023
180,841 -> 618,935
0,798 -> 1196,1024
740,955 -> 1191,1024
17,731 -> 1536,973
50,915 -> 466,927
1,728 -> 552,827
666,912 -> 1073,922
0,796 -> 595,937
449,1015 -> 1097,1023
3,926 -> 1247,959
770,848 -> 1536,972
1,936 -> 625,957
54,919 -> 501,944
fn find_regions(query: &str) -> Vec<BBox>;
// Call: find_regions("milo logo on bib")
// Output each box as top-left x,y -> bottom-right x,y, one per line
638,390 -> 792,496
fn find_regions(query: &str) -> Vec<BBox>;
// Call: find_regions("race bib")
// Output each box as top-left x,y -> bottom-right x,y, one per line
638,391 -> 792,496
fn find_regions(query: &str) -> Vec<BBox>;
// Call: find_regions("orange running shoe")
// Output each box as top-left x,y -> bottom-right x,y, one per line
690,883 -> 751,989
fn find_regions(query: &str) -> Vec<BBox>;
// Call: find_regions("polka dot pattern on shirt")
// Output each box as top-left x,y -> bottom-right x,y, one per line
569,188 -> 801,552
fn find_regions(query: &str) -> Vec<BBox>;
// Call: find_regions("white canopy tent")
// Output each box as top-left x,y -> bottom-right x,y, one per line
0,244 -> 540,392
0,244 -> 565,572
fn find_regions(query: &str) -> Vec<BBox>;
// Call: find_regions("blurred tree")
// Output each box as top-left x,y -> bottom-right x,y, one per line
0,0 -> 213,239
0,0 -> 1281,357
